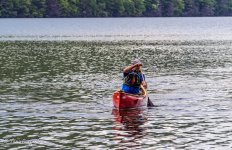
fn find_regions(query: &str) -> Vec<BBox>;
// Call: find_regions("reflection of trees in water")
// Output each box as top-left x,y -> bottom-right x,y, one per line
112,108 -> 148,149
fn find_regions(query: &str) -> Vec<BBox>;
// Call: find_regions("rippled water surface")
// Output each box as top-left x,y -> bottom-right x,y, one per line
1,18 -> 232,149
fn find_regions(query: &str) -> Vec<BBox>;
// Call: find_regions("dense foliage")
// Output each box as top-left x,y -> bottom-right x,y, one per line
1,0 -> 232,17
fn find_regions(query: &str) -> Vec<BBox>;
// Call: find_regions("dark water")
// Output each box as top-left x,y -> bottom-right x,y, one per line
1,18 -> 232,149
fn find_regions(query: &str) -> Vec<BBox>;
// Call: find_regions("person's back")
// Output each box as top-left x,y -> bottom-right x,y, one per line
122,59 -> 147,95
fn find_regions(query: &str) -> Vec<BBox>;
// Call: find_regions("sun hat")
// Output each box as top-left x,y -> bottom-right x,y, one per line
131,59 -> 143,66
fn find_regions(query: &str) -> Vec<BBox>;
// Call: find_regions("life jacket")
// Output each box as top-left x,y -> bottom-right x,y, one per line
123,72 -> 142,87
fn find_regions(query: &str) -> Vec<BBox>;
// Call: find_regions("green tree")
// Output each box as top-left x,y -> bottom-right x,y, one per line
31,0 -> 46,17
78,0 -> 97,17
123,0 -> 135,16
183,0 -> 200,16
15,0 -> 32,17
160,0 -> 185,16
199,0 -> 216,16
173,0 -> 184,16
0,0 -> 28,17
215,0 -> 232,16
2,0 -> 232,17
134,0 -> 146,16
46,0 -> 62,17
96,0 -> 107,17
160,0 -> 175,16
106,0 -> 125,17
144,0 -> 161,16
59,0 -> 79,17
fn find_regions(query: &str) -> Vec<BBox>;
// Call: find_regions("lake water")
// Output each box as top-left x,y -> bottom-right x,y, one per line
0,18 -> 232,149
1,17 -> 232,41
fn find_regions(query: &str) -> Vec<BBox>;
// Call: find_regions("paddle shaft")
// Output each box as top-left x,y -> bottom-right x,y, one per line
140,70 -> 155,107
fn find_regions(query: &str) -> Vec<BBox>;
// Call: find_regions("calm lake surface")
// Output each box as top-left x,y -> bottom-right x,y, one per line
0,18 -> 232,149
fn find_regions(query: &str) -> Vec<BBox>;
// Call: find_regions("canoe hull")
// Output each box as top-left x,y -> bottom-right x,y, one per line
113,91 -> 148,109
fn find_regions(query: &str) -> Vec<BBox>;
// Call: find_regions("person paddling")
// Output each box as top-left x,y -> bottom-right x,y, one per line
122,59 -> 147,94
122,59 -> 154,107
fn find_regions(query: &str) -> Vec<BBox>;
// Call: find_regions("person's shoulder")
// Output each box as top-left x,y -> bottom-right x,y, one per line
123,70 -> 131,76
124,70 -> 132,74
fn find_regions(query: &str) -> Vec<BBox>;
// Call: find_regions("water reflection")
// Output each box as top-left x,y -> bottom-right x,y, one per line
112,108 -> 147,149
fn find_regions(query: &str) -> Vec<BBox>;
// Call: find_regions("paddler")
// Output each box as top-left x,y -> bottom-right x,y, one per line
122,59 -> 147,94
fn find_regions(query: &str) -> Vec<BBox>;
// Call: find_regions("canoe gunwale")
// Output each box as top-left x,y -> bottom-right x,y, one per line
116,90 -> 147,98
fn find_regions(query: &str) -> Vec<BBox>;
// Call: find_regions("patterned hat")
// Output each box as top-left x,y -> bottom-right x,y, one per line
131,59 -> 143,66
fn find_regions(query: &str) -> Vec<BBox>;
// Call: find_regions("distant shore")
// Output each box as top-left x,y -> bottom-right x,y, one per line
1,0 -> 232,18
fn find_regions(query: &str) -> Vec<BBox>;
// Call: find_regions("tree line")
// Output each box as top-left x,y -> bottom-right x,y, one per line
1,0 -> 232,18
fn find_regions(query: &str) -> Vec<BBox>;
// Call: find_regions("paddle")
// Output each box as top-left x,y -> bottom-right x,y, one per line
147,97 -> 155,107
140,68 -> 155,107
140,84 -> 155,107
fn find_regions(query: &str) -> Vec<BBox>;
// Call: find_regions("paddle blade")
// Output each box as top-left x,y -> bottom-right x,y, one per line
147,97 -> 155,107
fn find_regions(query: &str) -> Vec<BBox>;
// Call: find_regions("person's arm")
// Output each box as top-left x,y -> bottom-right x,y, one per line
142,81 -> 147,89
140,84 -> 147,95
123,63 -> 142,73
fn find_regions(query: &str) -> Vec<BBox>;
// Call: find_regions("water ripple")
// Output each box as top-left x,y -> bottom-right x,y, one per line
1,40 -> 232,149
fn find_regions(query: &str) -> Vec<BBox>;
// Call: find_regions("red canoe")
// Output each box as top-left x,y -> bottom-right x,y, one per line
113,90 -> 148,109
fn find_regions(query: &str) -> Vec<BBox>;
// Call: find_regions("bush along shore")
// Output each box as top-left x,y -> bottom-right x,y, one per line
1,0 -> 232,18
